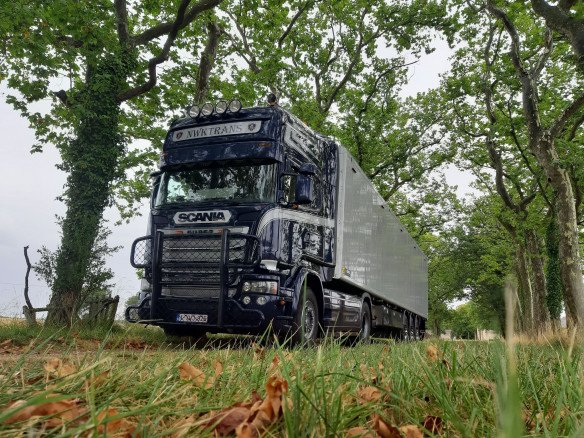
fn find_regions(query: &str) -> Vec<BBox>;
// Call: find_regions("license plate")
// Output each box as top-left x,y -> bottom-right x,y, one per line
176,313 -> 208,323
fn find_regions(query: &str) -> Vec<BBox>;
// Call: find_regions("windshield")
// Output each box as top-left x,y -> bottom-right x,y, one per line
155,164 -> 276,207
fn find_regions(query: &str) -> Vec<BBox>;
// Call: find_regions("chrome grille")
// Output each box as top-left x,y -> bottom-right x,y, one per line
161,286 -> 221,298
162,237 -> 248,264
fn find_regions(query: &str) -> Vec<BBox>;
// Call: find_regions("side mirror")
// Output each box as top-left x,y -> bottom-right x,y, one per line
294,174 -> 314,205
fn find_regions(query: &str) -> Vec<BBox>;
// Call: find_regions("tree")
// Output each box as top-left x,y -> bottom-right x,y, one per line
33,223 -> 120,318
484,0 -> 584,328
2,0 -> 223,326
445,15 -> 553,334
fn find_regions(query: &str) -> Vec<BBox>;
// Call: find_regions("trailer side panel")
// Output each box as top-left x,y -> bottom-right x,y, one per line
334,147 -> 428,318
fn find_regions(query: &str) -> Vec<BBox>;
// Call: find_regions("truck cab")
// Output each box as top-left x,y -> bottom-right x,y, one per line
126,100 -> 337,341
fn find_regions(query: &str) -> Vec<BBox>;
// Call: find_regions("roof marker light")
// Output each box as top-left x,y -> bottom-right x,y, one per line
215,100 -> 228,114
201,102 -> 214,116
188,105 -> 201,118
228,99 -> 242,113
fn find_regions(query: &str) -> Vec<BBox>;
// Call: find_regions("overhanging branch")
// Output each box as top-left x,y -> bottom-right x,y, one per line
131,0 -> 224,46
118,0 -> 220,102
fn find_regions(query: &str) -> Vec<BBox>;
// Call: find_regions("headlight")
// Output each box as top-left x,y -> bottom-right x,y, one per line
241,281 -> 278,294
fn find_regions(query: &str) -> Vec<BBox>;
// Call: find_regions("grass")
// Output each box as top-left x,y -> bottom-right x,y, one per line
0,323 -> 583,437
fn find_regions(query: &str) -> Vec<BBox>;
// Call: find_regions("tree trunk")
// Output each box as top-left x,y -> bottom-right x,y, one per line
194,22 -> 221,105
545,215 -> 564,329
46,59 -> 126,327
525,229 -> 549,334
534,136 -> 584,329
515,245 -> 534,334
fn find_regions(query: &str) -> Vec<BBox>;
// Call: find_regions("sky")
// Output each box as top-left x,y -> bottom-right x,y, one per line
0,36 -> 471,317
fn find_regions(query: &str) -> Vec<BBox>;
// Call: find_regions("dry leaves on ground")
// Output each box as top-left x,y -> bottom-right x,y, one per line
356,386 -> 383,404
200,375 -> 289,437
344,415 -> 425,438
0,339 -> 23,354
43,358 -> 77,378
422,415 -> 443,435
2,395 -> 86,427
426,345 -> 439,362
178,360 -> 223,389
96,407 -> 137,437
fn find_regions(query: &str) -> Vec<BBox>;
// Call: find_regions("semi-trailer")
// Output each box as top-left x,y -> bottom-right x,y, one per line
126,98 -> 428,343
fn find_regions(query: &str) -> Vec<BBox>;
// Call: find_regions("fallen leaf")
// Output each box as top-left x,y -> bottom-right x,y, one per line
268,355 -> 280,373
170,415 -> 198,438
124,340 -> 148,350
252,343 -> 265,360
400,425 -> 424,438
3,396 -> 86,426
204,376 -> 289,436
85,370 -> 110,388
96,407 -> 137,437
236,422 -> 259,438
208,406 -> 252,436
0,339 -> 16,354
422,415 -> 443,434
43,358 -> 77,378
372,414 -> 401,438
356,386 -> 382,404
345,426 -> 376,437
360,363 -> 377,382
25,375 -> 44,385
426,345 -> 439,362
43,358 -> 62,374
178,362 -> 213,388
214,360 -> 223,377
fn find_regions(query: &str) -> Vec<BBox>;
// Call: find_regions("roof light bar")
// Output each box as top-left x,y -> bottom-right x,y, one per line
201,102 -> 214,116
187,105 -> 201,118
215,100 -> 228,114
228,99 -> 242,113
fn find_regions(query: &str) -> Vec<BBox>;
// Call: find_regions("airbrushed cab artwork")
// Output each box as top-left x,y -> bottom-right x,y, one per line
126,97 -> 428,343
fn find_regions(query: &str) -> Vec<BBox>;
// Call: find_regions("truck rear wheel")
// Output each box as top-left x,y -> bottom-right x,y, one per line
292,286 -> 319,346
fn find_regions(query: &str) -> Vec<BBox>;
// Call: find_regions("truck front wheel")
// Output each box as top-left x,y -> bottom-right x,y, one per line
292,287 -> 319,346
359,303 -> 372,344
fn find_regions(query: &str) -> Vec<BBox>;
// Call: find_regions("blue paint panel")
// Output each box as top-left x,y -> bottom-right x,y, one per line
162,108 -> 285,168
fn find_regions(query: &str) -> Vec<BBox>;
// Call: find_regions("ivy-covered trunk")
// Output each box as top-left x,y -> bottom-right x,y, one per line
545,216 -> 563,330
46,58 -> 126,327
536,138 -> 584,329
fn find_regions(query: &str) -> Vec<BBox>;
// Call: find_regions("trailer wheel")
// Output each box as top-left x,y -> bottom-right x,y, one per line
359,303 -> 372,344
402,314 -> 410,342
292,286 -> 319,346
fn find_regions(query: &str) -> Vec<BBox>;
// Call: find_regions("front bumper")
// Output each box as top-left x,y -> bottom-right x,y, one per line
126,294 -> 293,334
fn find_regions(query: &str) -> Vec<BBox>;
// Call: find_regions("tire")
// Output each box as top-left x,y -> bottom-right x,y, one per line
402,315 -> 410,342
359,303 -> 372,344
291,286 -> 319,346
